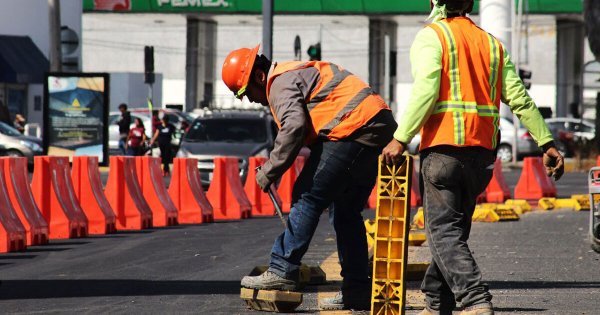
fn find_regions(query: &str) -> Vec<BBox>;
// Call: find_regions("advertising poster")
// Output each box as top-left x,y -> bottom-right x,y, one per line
44,73 -> 109,164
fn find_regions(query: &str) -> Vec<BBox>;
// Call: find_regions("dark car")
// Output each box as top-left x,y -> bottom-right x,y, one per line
176,110 -> 278,187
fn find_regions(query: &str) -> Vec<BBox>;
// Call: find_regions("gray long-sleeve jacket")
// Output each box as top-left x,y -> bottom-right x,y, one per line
257,63 -> 397,186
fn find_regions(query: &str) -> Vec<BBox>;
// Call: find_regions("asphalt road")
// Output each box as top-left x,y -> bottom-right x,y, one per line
1,169 -> 598,314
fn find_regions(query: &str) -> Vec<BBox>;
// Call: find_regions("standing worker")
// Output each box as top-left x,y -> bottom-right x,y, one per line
382,1 -> 564,314
116,103 -> 131,155
222,45 -> 397,311
150,115 -> 176,176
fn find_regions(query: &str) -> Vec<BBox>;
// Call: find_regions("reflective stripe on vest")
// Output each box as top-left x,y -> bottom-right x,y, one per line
423,18 -> 503,150
267,61 -> 388,143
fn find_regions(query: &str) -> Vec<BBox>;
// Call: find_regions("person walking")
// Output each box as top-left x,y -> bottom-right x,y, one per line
381,1 -> 565,314
116,103 -> 131,155
126,118 -> 147,156
13,114 -> 26,134
150,115 -> 176,176
222,45 -> 397,311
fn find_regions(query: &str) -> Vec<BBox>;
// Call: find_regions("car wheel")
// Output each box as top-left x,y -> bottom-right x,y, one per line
6,149 -> 24,157
496,144 -> 512,163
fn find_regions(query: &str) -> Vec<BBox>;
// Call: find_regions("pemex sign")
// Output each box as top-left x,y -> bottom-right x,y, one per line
83,0 -> 582,14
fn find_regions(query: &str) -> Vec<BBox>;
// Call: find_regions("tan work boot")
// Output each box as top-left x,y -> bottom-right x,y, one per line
459,303 -> 494,315
240,270 -> 297,291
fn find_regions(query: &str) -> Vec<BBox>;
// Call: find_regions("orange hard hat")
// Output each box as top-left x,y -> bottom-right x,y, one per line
222,44 -> 260,99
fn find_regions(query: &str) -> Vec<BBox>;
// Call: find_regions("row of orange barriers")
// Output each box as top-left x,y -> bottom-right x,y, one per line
0,155 -> 306,253
367,156 -> 558,209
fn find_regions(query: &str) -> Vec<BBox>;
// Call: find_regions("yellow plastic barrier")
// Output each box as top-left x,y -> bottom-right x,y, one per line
412,207 -> 424,230
504,199 -> 532,215
473,204 -> 520,222
538,197 -> 556,210
570,194 -> 590,211
371,156 -> 412,314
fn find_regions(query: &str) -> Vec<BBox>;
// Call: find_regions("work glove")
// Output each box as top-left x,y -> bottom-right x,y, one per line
382,138 -> 407,166
542,142 -> 564,181
255,167 -> 272,192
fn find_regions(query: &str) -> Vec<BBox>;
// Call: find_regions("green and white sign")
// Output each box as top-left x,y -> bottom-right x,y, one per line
83,0 -> 582,14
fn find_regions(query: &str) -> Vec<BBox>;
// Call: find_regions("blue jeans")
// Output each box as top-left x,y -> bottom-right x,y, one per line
118,137 -> 127,155
420,146 -> 495,313
269,140 -> 379,296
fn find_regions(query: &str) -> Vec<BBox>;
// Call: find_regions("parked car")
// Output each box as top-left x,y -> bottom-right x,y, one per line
545,117 -> 595,142
406,117 -> 540,163
176,110 -> 278,187
0,121 -> 43,164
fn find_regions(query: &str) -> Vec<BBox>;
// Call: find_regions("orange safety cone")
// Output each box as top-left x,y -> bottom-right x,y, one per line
71,156 -> 117,234
0,158 -> 27,252
31,156 -> 88,239
514,157 -> 557,203
104,156 -> 153,230
244,157 -> 280,216
168,158 -> 213,224
135,156 -> 178,227
485,159 -> 512,203
205,157 -> 252,221
1,157 -> 48,246
277,156 -> 306,213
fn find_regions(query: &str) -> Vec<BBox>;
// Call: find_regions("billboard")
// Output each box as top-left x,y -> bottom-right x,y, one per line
44,73 -> 109,165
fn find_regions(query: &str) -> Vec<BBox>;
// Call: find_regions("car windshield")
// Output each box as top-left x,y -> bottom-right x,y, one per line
0,121 -> 23,136
185,118 -> 267,143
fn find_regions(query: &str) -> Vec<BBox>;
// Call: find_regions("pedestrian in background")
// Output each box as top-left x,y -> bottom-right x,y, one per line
126,118 -> 147,156
116,103 -> 131,155
13,114 -> 26,134
382,1 -> 565,314
222,44 -> 397,311
150,115 -> 176,176
151,109 -> 161,135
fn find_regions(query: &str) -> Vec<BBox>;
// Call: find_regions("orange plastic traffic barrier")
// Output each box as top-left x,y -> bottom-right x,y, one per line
485,159 -> 512,203
367,185 -> 377,209
0,158 -> 26,252
71,156 -> 117,235
1,157 -> 48,246
104,156 -> 153,230
514,157 -> 557,203
135,156 -> 178,227
206,157 -> 252,221
168,158 -> 213,224
31,156 -> 88,239
476,190 -> 487,204
277,156 -> 306,213
244,157 -> 281,217
411,166 -> 422,208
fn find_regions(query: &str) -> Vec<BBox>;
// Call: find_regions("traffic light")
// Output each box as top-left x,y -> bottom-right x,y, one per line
518,68 -> 532,90
307,42 -> 321,61
144,45 -> 155,84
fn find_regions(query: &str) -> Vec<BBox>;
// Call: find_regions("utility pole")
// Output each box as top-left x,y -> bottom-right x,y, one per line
262,0 -> 273,59
48,0 -> 62,72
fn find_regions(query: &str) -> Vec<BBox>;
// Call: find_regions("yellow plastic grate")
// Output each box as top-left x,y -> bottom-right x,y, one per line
371,156 -> 412,315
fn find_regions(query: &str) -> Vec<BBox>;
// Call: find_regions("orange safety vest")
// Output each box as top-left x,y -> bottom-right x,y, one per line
266,61 -> 390,144
420,17 -> 503,151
